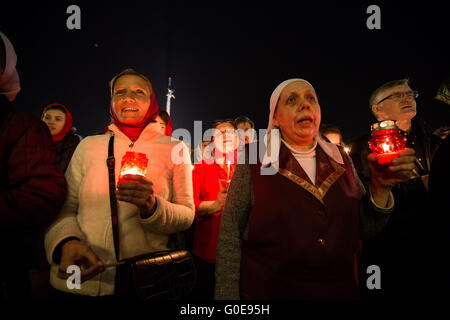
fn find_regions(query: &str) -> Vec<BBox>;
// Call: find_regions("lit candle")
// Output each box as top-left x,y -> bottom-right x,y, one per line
369,120 -> 407,165
219,160 -> 233,190
381,141 -> 391,153
118,151 -> 149,184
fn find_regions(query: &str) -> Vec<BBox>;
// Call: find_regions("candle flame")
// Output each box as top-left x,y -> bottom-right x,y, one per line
381,142 -> 392,153
226,161 -> 231,181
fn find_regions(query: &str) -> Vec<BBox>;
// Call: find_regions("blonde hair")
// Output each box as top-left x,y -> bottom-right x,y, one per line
109,68 -> 152,97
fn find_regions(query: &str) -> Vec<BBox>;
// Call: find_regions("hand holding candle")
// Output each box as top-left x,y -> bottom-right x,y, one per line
118,151 -> 148,184
368,120 -> 407,164
220,161 -> 234,189
368,148 -> 416,206
116,175 -> 157,218
117,151 -> 156,218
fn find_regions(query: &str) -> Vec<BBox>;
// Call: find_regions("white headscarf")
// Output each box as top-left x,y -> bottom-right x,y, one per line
0,31 -> 21,102
261,78 -> 343,175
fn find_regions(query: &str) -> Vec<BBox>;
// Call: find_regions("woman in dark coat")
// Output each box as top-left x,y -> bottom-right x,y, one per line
1,30 -> 66,300
41,103 -> 82,172
215,78 -> 417,300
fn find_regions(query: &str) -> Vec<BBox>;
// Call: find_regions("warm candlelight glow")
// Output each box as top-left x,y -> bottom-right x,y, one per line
381,142 -> 392,153
121,166 -> 144,176
118,151 -> 148,184
219,160 -> 234,189
369,120 -> 407,165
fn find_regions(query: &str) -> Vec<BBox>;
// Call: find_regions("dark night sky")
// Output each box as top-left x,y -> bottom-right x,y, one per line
2,1 -> 449,145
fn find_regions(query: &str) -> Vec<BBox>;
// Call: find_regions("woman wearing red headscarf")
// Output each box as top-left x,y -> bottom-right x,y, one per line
42,103 -> 82,173
44,69 -> 194,298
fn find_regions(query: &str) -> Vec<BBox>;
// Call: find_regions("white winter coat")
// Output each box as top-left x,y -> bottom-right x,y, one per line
45,123 -> 194,296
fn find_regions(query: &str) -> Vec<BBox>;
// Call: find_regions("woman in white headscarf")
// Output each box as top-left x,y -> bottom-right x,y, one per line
214,79 -> 417,300
0,31 -> 20,101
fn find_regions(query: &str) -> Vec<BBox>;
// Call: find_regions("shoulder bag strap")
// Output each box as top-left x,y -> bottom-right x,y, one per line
106,135 -> 121,261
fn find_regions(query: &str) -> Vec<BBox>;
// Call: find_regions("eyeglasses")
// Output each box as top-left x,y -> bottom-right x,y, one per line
376,91 -> 419,104
214,129 -> 237,137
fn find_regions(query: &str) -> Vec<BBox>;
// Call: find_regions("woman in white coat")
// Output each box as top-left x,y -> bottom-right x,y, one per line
45,69 -> 194,298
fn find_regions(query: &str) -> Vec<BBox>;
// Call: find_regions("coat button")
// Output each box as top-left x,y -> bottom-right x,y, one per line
317,238 -> 326,246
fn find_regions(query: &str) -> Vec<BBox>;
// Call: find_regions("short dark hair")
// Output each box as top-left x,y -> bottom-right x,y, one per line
369,79 -> 410,106
109,68 -> 152,97
233,115 -> 255,129
0,35 -> 6,75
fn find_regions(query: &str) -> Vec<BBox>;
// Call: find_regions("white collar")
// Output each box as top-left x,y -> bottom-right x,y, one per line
281,138 -> 317,155
261,131 -> 343,175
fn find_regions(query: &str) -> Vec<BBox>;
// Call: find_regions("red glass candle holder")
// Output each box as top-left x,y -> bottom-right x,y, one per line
118,151 -> 148,184
368,120 -> 407,164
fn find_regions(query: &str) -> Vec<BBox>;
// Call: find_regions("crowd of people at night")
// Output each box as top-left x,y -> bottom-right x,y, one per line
1,30 -> 450,301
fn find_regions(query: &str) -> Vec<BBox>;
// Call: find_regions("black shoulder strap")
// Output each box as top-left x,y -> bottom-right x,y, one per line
106,135 -> 121,261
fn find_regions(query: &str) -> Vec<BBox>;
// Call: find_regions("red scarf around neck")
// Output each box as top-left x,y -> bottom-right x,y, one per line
109,90 -> 159,141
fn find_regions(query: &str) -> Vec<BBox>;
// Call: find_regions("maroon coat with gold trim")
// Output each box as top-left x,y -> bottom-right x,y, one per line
241,142 -> 361,299
215,140 -> 392,300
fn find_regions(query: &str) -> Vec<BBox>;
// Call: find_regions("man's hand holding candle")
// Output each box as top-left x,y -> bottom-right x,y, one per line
368,148 -> 416,207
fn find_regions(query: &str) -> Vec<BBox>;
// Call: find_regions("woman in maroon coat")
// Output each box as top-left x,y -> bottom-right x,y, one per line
215,79 -> 417,300
0,31 -> 66,300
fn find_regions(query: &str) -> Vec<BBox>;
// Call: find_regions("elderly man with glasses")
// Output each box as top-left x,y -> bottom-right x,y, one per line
349,79 -> 441,299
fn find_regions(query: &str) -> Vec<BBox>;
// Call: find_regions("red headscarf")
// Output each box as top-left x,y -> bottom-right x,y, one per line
109,82 -> 159,141
42,103 -> 73,142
